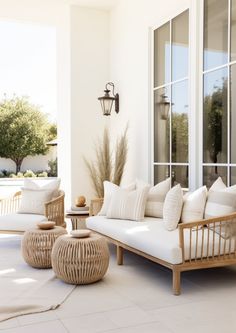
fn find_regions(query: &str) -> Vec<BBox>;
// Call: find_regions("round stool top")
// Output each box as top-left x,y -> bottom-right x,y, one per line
56,233 -> 105,244
25,226 -> 66,235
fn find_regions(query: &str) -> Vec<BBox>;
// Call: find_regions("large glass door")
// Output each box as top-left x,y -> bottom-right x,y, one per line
153,10 -> 189,188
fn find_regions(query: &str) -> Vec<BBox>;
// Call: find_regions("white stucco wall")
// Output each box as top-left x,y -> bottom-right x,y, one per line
108,0 -> 191,185
70,6 -> 110,204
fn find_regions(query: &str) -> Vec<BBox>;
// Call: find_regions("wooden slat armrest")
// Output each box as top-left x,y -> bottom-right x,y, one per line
0,191 -> 22,215
178,212 -> 236,231
44,191 -> 65,228
89,198 -> 104,216
178,212 -> 236,264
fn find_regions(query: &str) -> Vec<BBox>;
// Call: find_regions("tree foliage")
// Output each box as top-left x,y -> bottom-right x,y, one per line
203,79 -> 227,172
0,96 -> 56,173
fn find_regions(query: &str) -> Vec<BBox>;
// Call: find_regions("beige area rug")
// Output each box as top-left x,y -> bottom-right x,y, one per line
0,234 -> 76,322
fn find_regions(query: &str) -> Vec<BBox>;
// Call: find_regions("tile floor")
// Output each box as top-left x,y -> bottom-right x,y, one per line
1,243 -> 236,333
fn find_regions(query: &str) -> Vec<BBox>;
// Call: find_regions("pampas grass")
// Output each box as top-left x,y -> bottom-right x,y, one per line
84,126 -> 128,198
112,126 -> 128,186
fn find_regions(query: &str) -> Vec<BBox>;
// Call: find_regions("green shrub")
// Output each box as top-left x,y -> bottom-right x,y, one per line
37,171 -> 48,177
24,170 -> 36,178
48,158 -> 57,177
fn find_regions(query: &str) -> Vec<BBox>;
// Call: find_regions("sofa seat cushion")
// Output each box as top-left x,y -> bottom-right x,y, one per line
86,216 -> 234,265
0,213 -> 48,232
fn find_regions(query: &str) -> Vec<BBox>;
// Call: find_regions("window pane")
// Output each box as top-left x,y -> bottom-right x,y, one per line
230,167 -> 236,185
172,10 -> 189,81
154,23 -> 170,87
154,165 -> 170,184
154,87 -> 170,163
231,0 -> 236,61
203,166 -> 227,188
204,0 -> 228,71
203,68 -> 228,163
172,166 -> 188,188
231,64 -> 236,163
171,80 -> 188,163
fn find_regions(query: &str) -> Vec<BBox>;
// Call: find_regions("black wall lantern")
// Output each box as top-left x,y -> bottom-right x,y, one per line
98,82 -> 119,116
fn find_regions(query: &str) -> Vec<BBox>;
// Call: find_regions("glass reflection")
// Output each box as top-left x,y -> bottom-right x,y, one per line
154,22 -> 170,87
172,166 -> 188,189
154,165 -> 170,185
203,68 -> 228,164
203,166 -> 227,188
231,0 -> 236,61
204,0 -> 228,71
230,167 -> 236,185
231,64 -> 236,163
171,80 -> 188,163
154,87 -> 170,163
172,10 -> 189,81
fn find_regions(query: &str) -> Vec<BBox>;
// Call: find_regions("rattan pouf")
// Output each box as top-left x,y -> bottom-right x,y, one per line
51,233 -> 109,284
21,226 -> 67,268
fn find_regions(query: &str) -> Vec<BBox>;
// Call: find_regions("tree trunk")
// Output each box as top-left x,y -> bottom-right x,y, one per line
12,158 -> 24,174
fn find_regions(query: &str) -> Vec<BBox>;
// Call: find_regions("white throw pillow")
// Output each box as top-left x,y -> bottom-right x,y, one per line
106,186 -> 150,221
98,181 -> 136,216
23,178 -> 61,197
18,189 -> 54,215
209,177 -> 226,192
163,184 -> 183,231
181,186 -> 207,223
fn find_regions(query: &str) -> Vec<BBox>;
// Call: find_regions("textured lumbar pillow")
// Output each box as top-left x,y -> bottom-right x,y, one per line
163,184 -> 183,231
181,186 -> 207,223
106,186 -> 150,221
98,181 -> 136,216
23,178 -> 61,197
18,188 -> 54,215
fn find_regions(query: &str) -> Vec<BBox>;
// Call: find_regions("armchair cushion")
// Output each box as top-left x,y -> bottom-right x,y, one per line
18,189 -> 54,215
23,178 -> 61,197
0,213 -> 47,232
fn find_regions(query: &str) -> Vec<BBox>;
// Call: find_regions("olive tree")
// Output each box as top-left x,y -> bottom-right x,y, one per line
0,96 -> 56,173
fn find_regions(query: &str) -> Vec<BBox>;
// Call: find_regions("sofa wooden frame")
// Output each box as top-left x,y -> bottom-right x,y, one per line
0,190 -> 65,234
90,198 -> 236,295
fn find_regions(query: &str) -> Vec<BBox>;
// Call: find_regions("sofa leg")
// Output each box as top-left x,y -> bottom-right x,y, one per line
117,246 -> 123,265
173,269 -> 181,295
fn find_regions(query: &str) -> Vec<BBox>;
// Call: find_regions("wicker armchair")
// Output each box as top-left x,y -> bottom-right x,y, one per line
0,190 -> 65,234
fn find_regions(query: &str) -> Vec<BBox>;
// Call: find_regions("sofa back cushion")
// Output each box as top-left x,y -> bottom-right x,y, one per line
23,178 -> 61,198
163,184 -> 183,231
204,177 -> 236,218
106,186 -> 150,221
18,188 -> 53,215
136,178 -> 171,218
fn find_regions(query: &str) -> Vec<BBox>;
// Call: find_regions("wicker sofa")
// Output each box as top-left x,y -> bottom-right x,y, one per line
87,198 -> 236,295
0,190 -> 65,234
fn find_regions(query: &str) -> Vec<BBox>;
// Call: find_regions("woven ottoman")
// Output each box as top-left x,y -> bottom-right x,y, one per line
51,233 -> 109,284
21,226 -> 67,268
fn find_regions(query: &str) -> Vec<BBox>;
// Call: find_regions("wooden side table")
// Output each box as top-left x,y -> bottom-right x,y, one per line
66,212 -> 90,230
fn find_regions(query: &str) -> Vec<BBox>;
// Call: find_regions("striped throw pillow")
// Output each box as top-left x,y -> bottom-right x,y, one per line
106,186 -> 150,221
98,181 -> 136,216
